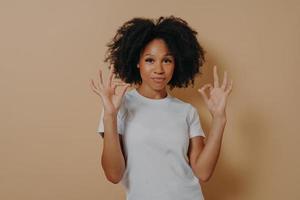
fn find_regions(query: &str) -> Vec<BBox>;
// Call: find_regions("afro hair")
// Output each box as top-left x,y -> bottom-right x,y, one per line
104,15 -> 206,90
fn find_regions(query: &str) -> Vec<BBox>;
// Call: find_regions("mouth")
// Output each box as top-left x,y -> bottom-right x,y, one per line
152,78 -> 165,83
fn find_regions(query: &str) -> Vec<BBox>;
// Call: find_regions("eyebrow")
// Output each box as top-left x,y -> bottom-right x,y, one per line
144,53 -> 174,57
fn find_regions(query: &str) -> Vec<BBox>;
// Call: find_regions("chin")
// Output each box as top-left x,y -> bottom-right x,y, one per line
151,84 -> 167,91
144,79 -> 169,91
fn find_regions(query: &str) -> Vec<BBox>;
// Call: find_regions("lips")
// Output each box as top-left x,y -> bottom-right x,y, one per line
152,77 -> 165,83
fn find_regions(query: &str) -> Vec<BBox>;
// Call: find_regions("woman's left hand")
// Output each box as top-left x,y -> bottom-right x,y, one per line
198,65 -> 233,119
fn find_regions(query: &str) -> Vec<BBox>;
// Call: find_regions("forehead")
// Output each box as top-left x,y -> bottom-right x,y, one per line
140,38 -> 173,57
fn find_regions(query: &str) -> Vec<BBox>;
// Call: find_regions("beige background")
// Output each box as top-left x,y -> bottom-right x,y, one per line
1,0 -> 299,199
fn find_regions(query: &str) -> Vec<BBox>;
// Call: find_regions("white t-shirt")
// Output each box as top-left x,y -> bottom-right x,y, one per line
96,88 -> 206,200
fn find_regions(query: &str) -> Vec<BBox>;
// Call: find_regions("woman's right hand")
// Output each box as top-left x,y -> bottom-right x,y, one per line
90,64 -> 131,115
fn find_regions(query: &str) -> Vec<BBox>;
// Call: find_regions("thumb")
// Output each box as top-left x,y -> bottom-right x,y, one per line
198,84 -> 211,104
120,83 -> 131,97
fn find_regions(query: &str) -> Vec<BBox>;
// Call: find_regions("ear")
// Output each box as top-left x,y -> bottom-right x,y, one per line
137,64 -> 139,68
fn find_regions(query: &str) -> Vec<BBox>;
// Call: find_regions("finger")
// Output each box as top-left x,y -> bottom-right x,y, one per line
213,65 -> 220,88
98,68 -> 104,88
119,83 -> 131,97
114,83 -> 128,89
112,73 -> 116,82
99,68 -> 103,85
90,78 -> 99,90
208,84 -> 213,94
107,64 -> 115,88
112,83 -> 117,91
225,80 -> 233,95
203,83 -> 214,94
112,82 -> 127,91
198,84 -> 211,104
90,79 -> 101,96
221,71 -> 228,90
112,80 -> 125,85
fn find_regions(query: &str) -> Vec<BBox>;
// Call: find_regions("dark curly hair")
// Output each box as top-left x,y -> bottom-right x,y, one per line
103,15 -> 206,90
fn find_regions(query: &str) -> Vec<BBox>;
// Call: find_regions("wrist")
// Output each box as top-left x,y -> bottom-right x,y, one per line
103,111 -> 117,118
212,115 -> 227,123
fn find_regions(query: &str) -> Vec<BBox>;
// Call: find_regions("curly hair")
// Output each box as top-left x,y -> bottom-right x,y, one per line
104,15 -> 206,90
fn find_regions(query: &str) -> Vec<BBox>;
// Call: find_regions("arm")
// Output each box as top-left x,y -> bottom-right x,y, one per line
191,65 -> 233,182
101,111 -> 126,184
193,116 -> 226,182
90,64 -> 130,184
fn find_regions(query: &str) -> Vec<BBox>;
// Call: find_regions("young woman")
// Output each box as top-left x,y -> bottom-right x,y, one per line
90,16 -> 233,200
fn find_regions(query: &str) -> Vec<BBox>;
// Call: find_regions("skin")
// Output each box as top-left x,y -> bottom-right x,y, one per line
136,38 -> 175,99
90,38 -> 233,183
90,65 -> 130,183
189,65 -> 233,182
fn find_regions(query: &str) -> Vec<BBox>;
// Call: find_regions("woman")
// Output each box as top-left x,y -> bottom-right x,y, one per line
90,16 -> 233,200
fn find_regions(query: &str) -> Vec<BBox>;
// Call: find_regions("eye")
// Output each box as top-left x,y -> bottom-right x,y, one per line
145,58 -> 154,63
164,58 -> 173,63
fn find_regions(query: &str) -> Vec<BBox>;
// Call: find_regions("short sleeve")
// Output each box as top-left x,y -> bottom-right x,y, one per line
187,105 -> 206,138
96,104 -> 127,138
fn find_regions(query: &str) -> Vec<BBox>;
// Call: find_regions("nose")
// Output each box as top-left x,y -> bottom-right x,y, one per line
154,63 -> 164,74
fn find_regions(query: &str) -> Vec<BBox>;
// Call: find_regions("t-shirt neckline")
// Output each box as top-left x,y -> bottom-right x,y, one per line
133,88 -> 171,103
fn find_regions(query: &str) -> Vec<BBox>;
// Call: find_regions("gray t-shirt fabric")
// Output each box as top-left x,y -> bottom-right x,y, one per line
97,88 -> 206,200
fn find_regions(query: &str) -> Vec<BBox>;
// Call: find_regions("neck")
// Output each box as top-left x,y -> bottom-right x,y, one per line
136,84 -> 167,100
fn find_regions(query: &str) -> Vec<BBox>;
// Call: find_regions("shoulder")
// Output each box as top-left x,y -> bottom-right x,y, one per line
117,89 -> 133,117
168,96 -> 195,113
169,97 -> 200,121
118,88 -> 137,113
122,88 -> 136,102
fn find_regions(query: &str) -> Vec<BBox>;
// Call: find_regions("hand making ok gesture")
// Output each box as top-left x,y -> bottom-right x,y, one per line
90,64 -> 131,115
198,65 -> 233,118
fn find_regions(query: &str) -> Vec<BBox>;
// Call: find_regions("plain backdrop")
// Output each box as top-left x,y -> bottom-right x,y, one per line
1,0 -> 299,199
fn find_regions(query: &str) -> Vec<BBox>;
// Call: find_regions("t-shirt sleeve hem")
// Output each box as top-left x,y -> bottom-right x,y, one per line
96,130 -> 122,139
187,104 -> 206,139
189,131 -> 206,138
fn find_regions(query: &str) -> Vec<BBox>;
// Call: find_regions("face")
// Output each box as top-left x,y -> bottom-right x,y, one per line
137,38 -> 175,91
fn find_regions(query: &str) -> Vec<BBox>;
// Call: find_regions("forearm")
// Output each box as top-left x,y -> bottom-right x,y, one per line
101,112 -> 125,183
195,116 -> 227,181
